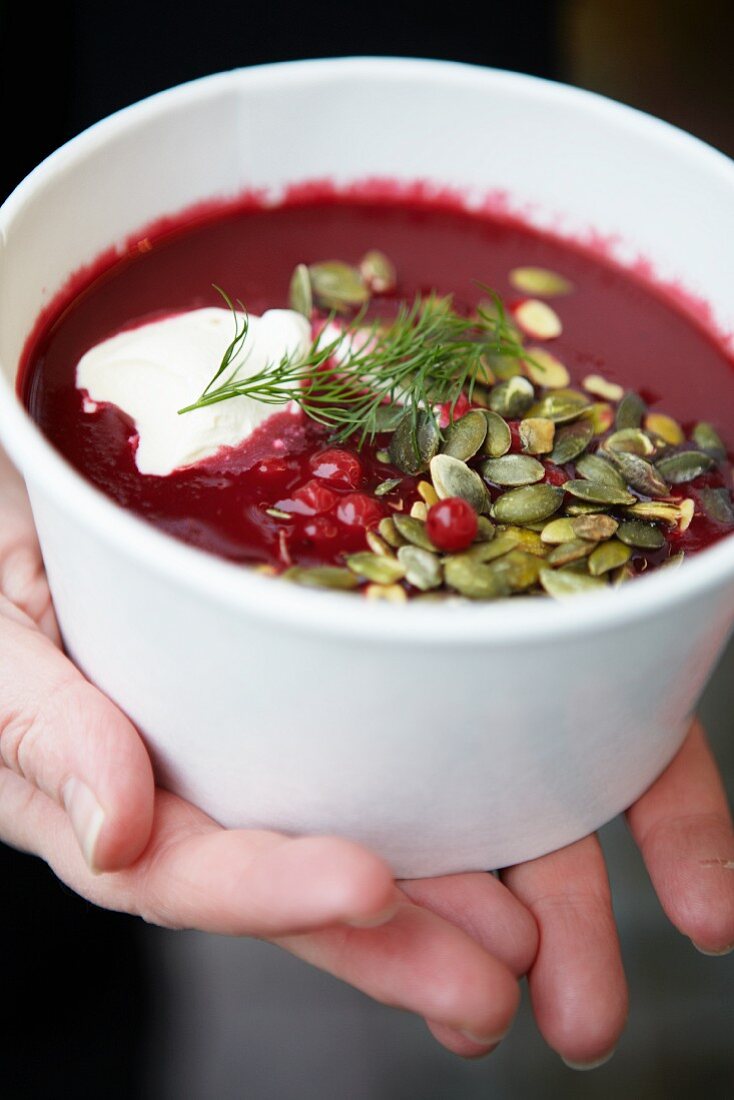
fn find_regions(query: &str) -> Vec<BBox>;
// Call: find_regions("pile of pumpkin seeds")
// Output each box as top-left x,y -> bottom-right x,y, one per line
279,259 -> 734,602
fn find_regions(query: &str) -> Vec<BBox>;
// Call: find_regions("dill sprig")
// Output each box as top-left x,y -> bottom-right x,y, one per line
179,286 -> 529,445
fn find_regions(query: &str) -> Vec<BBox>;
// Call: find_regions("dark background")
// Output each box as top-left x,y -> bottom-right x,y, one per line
1,2 -> 733,1097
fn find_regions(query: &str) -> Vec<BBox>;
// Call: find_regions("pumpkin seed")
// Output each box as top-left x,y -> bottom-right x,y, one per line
565,501 -> 611,516
584,402 -> 615,435
615,391 -> 646,429
547,539 -> 594,566
397,545 -> 443,590
491,355 -> 524,380
410,501 -> 428,521
359,250 -> 396,293
603,428 -> 655,456
678,498 -> 695,531
691,421 -> 726,459
611,563 -> 635,586
540,568 -> 608,598
375,449 -> 391,464
514,299 -> 563,339
366,530 -> 393,556
288,263 -> 313,318
523,347 -> 570,388
548,419 -> 594,464
582,374 -> 624,402
378,516 -> 405,548
374,478 -> 402,497
444,555 -> 510,599
389,410 -> 440,474
661,551 -> 685,570
417,480 -> 439,506
463,532 -> 520,562
571,513 -> 619,541
441,410 -> 488,460
564,480 -> 636,506
430,454 -> 489,513
700,487 -> 734,525
480,454 -> 545,486
283,566 -> 359,590
489,549 -> 543,591
482,411 -> 512,457
475,516 -> 497,542
372,404 -> 404,432
489,375 -> 535,418
607,451 -> 670,497
309,261 -> 369,311
392,514 -> 437,551
500,526 -> 550,557
616,519 -> 666,550
588,539 -> 632,575
520,417 -> 556,454
625,501 -> 681,526
346,552 -> 406,584
576,453 -> 627,489
541,517 -> 576,544
509,266 -> 573,297
492,484 -> 564,525
265,507 -> 292,519
527,391 -> 590,424
644,413 -> 684,445
655,450 -> 715,484
365,583 -> 407,603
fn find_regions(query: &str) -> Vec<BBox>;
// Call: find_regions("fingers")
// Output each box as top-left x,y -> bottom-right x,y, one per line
627,719 -> 734,955
502,835 -> 628,1068
0,598 -> 154,870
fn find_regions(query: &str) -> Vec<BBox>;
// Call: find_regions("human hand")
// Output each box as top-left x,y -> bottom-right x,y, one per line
0,450 -> 536,1051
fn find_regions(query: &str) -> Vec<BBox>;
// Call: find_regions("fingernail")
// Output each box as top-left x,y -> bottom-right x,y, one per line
692,940 -> 734,957
562,1048 -> 616,1071
459,1029 -> 508,1047
63,777 -> 105,872
346,903 -> 398,929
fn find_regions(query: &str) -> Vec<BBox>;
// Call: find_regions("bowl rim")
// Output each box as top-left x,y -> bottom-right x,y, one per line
2,55 -> 734,645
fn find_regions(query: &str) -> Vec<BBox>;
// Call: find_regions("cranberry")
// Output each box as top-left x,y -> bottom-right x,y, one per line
438,393 -> 471,429
303,516 -> 339,541
426,497 -> 478,551
507,421 -> 523,452
336,492 -> 383,529
310,448 -> 362,488
256,456 -> 291,477
544,463 -> 567,486
292,479 -> 339,515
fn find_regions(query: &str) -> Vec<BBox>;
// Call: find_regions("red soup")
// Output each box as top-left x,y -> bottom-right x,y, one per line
19,190 -> 734,602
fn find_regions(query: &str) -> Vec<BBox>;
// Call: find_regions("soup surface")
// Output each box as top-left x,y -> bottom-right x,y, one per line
20,189 -> 734,599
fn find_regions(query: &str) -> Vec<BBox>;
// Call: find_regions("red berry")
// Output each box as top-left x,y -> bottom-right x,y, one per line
310,448 -> 362,488
303,516 -> 339,541
256,456 -> 291,477
336,492 -> 383,529
544,463 -> 567,486
507,420 -> 523,452
438,393 -> 471,429
292,479 -> 339,515
426,497 -> 478,551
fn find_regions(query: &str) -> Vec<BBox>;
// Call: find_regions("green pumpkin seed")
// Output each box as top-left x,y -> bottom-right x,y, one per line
480,454 -> 545,486
366,530 -> 393,557
509,266 -> 573,297
611,562 -> 635,586
603,428 -> 656,456
564,501 -> 612,516
644,413 -> 684,445
389,410 -> 440,475
615,391 -> 646,429
410,501 -> 428,521
515,299 -> 563,339
523,347 -> 570,388
616,520 -> 666,550
527,391 -> 590,424
372,404 -> 405,432
541,517 -> 576,544
492,484 -> 564,525
283,566 -> 359,590
375,449 -> 391,464
678,498 -> 695,531
564,480 -> 636,506
520,417 -> 556,454
582,374 -> 624,402
691,422 -> 726,459
463,532 -> 520,562
539,568 -> 608,598
430,454 -> 488,513
482,411 -> 512,457
588,539 -> 632,576
444,555 -> 510,599
346,552 -> 406,584
359,250 -> 396,293
489,549 -> 543,591
374,478 -> 402,497
661,551 -> 686,570
309,261 -> 369,311
475,516 -> 496,542
397,545 -> 443,590
571,513 -> 619,541
378,516 -> 406,548
625,501 -> 682,526
489,376 -> 535,418
365,583 -> 407,603
607,451 -> 670,498
700,487 -> 734,525
655,451 -> 715,484
417,480 -> 439,506
549,419 -> 594,464
265,507 -> 292,520
547,539 -> 594,566
288,263 -> 313,317
490,355 -> 523,380
392,514 -> 437,551
584,401 -> 615,435
499,527 -> 550,556
441,410 -> 488,460
575,453 -> 627,489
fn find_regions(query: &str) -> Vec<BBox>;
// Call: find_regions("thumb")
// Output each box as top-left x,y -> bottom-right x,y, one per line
0,596 -> 154,871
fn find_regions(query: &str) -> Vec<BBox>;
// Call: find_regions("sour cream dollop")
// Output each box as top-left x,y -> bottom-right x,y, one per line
76,307 -> 311,476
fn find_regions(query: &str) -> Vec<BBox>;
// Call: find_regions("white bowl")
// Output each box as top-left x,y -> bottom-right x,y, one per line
2,59 -> 734,877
